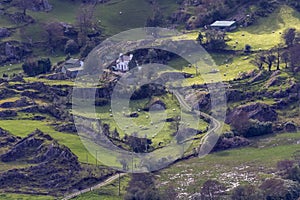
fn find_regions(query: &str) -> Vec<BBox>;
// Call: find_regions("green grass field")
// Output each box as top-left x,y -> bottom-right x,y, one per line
227,5 -> 300,50
5,0 -> 179,41
0,193 -> 54,200
73,94 -> 208,147
175,5 -> 300,51
0,64 -> 23,76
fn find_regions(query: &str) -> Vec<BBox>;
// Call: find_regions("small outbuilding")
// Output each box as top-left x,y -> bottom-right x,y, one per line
210,21 -> 237,31
62,58 -> 84,78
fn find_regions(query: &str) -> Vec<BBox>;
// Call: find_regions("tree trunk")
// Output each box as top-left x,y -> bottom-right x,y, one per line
268,63 -> 272,71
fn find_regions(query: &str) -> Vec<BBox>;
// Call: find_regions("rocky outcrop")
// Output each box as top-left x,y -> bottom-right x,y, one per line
10,75 -> 25,83
54,123 -> 77,134
226,89 -> 246,102
0,97 -> 35,108
0,128 -> 20,147
264,75 -> 281,88
0,130 -> 83,195
0,110 -> 17,118
213,134 -> 250,151
284,122 -> 297,133
131,83 -> 166,100
0,129 -> 115,196
0,88 -> 17,99
30,0 -> 52,12
0,28 -> 10,38
8,12 -> 35,24
1,129 -> 46,162
188,91 -> 210,112
38,105 -> 69,120
248,71 -> 266,83
159,72 -> 194,82
144,97 -> 166,111
226,102 -> 278,124
129,112 -> 139,118
0,41 -> 32,64
1,128 -> 81,168
41,72 -> 68,80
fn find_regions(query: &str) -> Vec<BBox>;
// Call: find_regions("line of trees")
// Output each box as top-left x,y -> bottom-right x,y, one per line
251,28 -> 300,71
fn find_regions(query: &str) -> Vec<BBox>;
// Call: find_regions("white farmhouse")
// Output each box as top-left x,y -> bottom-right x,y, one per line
113,53 -> 133,72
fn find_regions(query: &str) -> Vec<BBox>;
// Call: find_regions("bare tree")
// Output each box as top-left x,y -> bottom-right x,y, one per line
281,50 -> 290,68
262,50 -> 276,71
13,0 -> 32,15
250,54 -> 265,70
273,45 -> 284,70
76,4 -> 96,46
44,21 -> 64,53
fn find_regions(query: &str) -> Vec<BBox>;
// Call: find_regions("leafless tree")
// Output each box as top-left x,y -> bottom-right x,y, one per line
44,21 -> 64,52
262,50 -> 276,71
13,0 -> 32,15
76,4 -> 96,46
250,54 -> 265,70
281,50 -> 290,68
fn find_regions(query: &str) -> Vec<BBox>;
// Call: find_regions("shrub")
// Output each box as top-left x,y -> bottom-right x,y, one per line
231,184 -> 264,200
22,58 -> 51,76
64,39 -> 79,55
244,44 -> 252,53
260,178 -> 300,200
233,119 -> 273,138
245,119 -> 272,137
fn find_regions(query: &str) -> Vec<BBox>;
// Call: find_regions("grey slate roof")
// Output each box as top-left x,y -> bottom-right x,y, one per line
210,21 -> 236,27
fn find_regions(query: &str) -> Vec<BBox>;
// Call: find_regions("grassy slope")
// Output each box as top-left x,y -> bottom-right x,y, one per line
0,120 -> 98,165
227,5 -> 300,50
9,0 -> 178,41
73,94 -> 208,147
176,5 -> 300,51
168,5 -> 300,85
158,132 -> 300,196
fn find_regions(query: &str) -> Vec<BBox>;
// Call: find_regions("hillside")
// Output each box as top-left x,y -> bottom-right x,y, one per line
0,0 -> 300,199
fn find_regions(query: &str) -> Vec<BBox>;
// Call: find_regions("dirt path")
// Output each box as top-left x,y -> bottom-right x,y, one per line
62,173 -> 127,200
172,90 -> 222,150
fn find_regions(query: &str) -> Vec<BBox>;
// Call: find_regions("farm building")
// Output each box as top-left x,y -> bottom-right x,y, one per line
210,21 -> 237,31
112,53 -> 133,72
62,58 -> 84,78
